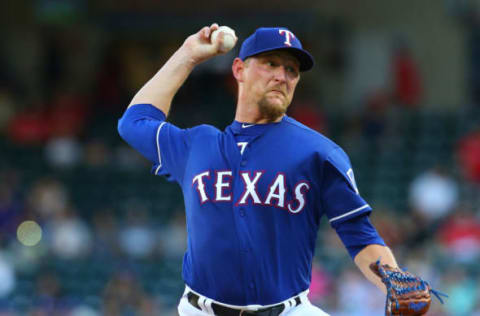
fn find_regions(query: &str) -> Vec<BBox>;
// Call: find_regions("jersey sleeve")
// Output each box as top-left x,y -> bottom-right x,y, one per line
320,147 -> 372,227
117,104 -> 190,183
334,213 -> 386,259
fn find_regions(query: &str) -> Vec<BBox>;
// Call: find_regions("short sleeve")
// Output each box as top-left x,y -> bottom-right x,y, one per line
117,104 -> 190,183
320,148 -> 371,227
152,122 -> 190,182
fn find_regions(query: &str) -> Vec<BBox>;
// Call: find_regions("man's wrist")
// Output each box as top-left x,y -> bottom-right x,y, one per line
178,42 -> 202,68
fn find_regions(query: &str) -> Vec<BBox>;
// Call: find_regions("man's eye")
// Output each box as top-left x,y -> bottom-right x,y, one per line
267,61 -> 276,67
287,66 -> 299,75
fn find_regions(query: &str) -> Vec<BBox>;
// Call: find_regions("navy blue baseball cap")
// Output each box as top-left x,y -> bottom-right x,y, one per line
239,27 -> 314,72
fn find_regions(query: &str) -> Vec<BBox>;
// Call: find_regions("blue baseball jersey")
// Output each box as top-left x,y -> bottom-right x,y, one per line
118,104 -> 373,306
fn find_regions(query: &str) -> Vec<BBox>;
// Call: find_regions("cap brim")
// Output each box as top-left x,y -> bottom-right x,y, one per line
285,47 -> 314,72
244,46 -> 314,72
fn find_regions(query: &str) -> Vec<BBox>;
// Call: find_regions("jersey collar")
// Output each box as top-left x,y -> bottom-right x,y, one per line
229,116 -> 287,135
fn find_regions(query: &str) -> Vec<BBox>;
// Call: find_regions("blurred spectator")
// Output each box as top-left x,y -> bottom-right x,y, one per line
361,91 -> 390,148
0,170 -> 23,243
6,89 -> 88,146
443,268 -> 478,316
337,116 -> 367,159
29,271 -> 65,316
323,17 -> 348,75
369,206 -> 405,248
119,208 -> 157,259
47,90 -> 89,139
46,207 -> 93,259
409,166 -> 459,222
93,40 -> 129,115
91,209 -> 120,257
102,271 -> 159,316
308,261 -> 331,305
114,145 -> 148,171
457,127 -> 480,183
289,99 -> 326,133
0,254 -> 15,298
27,178 -> 69,219
391,38 -> 423,107
7,103 -> 50,145
83,140 -> 110,167
159,211 -> 187,260
407,259 -> 438,286
334,267 -> 383,315
69,305 -> 99,316
437,207 -> 480,263
320,229 -> 348,261
44,137 -> 82,169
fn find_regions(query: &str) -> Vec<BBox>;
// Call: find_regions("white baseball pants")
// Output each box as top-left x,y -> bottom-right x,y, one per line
177,286 -> 330,316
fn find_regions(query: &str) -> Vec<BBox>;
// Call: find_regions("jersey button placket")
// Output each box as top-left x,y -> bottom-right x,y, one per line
240,143 -> 248,167
239,147 -> 247,216
233,142 -> 255,297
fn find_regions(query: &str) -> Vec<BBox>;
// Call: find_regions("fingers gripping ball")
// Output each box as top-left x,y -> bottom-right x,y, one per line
211,26 -> 236,53
370,260 -> 447,316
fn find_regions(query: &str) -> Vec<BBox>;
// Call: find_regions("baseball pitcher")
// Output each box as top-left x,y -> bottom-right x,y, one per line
118,24 -> 443,316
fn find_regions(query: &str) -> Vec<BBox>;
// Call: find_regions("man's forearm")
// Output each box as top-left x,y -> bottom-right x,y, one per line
354,244 -> 398,294
128,47 -> 196,115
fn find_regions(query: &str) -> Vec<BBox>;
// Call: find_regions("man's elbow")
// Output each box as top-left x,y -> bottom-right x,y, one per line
117,115 -> 135,143
117,117 -> 127,140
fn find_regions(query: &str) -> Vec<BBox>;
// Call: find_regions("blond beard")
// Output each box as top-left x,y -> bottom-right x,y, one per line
258,96 -> 289,122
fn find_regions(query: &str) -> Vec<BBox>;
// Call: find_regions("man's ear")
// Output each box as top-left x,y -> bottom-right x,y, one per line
232,57 -> 245,82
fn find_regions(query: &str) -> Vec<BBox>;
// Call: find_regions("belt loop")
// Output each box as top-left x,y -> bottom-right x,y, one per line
299,293 -> 308,305
204,297 -> 214,315
281,300 -> 291,315
198,296 -> 207,313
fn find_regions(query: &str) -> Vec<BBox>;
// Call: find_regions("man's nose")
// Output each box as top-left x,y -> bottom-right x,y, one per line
272,66 -> 287,82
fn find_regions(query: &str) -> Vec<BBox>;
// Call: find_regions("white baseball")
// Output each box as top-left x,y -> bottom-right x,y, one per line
211,26 -> 236,52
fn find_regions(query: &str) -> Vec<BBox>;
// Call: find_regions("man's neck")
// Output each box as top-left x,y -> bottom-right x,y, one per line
234,102 -> 284,124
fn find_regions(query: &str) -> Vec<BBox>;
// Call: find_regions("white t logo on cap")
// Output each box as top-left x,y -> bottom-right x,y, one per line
279,29 -> 295,47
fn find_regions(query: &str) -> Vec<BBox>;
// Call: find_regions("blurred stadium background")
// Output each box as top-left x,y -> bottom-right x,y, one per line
1,0 -> 480,315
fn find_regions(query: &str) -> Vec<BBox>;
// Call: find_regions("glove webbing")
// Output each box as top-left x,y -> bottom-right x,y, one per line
375,260 -> 448,313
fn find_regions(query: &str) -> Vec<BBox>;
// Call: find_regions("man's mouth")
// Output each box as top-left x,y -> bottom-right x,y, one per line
269,89 -> 286,97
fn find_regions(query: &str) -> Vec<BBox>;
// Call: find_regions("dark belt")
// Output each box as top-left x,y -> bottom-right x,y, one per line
187,291 -> 301,316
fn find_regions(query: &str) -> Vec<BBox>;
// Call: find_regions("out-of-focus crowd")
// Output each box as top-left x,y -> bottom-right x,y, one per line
2,2 -> 480,315
0,165 -> 188,315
